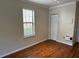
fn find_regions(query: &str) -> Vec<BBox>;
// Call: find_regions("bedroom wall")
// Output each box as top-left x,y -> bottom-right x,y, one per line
49,2 -> 76,45
0,0 -> 49,57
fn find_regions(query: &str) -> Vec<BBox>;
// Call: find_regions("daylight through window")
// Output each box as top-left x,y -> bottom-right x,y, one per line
23,9 -> 35,38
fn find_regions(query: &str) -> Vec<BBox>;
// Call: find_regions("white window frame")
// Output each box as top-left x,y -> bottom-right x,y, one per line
22,8 -> 35,38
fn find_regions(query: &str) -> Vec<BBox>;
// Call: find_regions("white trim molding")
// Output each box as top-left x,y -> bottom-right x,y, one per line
50,1 -> 76,9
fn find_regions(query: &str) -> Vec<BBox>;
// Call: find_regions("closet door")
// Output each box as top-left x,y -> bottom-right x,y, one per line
51,15 -> 59,40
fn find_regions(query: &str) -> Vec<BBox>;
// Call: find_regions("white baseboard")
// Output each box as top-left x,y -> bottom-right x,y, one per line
0,39 -> 47,58
54,39 -> 72,46
50,39 -> 72,46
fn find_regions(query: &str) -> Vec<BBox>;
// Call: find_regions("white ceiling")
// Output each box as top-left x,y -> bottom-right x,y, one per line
21,0 -> 75,8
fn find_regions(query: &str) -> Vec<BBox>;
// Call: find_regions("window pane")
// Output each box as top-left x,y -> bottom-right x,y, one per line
23,23 -> 33,37
29,10 -> 32,17
29,17 -> 32,22
23,9 -> 27,22
23,9 -> 32,22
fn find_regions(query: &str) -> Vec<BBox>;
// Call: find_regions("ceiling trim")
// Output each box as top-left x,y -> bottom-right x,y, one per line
49,1 -> 76,9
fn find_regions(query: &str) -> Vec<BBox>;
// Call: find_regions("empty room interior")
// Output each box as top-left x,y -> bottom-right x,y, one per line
1,0 -> 79,58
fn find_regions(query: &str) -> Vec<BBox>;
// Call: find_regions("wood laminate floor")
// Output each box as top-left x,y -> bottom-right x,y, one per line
4,40 -> 79,58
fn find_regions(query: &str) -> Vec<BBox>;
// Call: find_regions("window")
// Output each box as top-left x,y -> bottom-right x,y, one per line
23,9 -> 35,38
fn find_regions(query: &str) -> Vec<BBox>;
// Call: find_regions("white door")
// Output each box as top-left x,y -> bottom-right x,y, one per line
51,15 -> 59,40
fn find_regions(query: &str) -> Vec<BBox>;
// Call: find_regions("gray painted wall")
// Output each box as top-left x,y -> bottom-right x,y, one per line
0,0 -> 49,57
